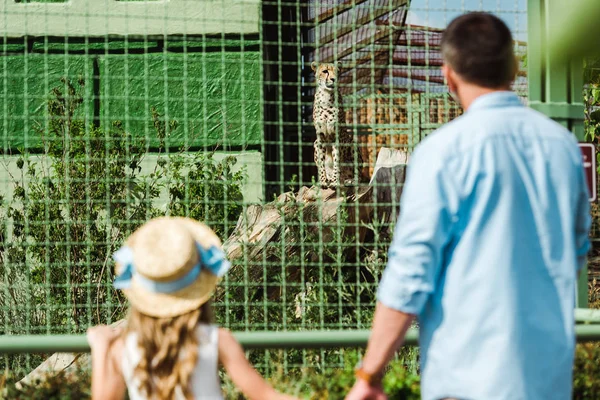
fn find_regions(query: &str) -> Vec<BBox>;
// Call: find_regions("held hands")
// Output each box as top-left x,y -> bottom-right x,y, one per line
344,379 -> 387,400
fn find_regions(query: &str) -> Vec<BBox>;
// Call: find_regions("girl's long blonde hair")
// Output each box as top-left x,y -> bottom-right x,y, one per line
126,301 -> 214,400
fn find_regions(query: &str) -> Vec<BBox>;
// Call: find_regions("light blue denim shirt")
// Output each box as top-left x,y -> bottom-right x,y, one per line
378,91 -> 591,400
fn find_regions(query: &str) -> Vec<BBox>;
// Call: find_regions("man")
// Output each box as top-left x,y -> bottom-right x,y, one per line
346,12 -> 591,400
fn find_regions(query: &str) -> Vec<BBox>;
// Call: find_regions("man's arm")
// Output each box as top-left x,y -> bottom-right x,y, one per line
357,302 -> 415,377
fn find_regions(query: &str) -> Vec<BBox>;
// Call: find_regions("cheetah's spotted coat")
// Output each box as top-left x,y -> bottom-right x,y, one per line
311,62 -> 364,188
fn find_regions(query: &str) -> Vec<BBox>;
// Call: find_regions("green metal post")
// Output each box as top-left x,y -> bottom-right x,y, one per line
527,0 -> 588,308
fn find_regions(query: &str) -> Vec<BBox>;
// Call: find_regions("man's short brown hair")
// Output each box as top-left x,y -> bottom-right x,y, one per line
441,12 -> 516,88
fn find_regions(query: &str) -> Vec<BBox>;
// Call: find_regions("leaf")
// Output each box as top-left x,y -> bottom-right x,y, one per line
592,88 -> 600,104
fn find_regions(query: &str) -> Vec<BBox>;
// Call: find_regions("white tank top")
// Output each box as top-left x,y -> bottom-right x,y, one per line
121,323 -> 224,400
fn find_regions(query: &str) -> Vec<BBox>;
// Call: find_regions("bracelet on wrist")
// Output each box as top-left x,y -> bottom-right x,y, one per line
354,361 -> 383,386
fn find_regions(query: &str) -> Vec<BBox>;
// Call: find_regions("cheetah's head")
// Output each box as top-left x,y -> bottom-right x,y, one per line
311,62 -> 339,91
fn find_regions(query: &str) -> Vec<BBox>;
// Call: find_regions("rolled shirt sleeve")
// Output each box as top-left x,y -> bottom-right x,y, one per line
377,143 -> 458,316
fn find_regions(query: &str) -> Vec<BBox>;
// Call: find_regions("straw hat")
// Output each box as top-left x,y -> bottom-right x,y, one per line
112,216 -> 230,318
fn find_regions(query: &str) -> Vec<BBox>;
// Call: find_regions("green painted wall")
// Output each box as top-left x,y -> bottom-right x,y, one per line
99,51 -> 261,149
0,53 -> 94,150
0,39 -> 262,151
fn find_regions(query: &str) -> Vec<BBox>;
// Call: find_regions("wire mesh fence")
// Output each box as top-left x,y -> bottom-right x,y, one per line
0,0 -> 536,388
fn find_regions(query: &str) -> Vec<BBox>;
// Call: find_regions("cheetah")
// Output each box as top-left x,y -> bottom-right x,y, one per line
311,62 -> 365,188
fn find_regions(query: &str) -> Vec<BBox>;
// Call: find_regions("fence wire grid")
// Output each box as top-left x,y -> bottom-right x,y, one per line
0,0 -> 534,383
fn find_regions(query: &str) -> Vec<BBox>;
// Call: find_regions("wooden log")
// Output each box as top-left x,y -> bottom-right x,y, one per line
221,184 -> 375,302
15,319 -> 127,390
369,147 -> 409,223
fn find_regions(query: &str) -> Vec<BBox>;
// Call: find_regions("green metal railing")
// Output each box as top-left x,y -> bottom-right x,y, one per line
3,322 -> 600,354
3,320 -> 600,355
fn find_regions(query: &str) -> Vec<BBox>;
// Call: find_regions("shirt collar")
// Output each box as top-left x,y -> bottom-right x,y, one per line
467,91 -> 524,113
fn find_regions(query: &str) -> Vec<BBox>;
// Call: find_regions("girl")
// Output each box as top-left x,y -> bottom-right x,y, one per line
87,216 -> 299,400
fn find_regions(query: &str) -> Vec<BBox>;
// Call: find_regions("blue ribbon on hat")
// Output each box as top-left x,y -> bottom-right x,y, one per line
112,244 -> 231,293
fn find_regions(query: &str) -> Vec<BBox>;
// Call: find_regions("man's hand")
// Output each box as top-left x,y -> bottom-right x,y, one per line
343,303 -> 415,400
345,379 -> 387,400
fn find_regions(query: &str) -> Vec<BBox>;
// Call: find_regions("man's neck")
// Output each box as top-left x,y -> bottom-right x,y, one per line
457,84 -> 512,110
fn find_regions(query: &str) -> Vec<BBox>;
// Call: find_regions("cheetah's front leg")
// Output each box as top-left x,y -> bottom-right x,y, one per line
314,137 -> 329,188
331,144 -> 340,187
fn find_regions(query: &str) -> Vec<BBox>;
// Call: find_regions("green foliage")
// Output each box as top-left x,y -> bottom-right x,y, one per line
292,351 -> 420,400
571,282 -> 600,399
166,151 -> 244,239
0,369 -> 91,400
573,342 -> 600,400
147,105 -> 246,239
584,59 -> 600,184
5,343 -> 600,400
284,357 -> 421,400
2,78 -> 156,335
0,78 -> 246,376
1,352 -> 420,400
584,84 -> 600,144
584,57 -> 600,84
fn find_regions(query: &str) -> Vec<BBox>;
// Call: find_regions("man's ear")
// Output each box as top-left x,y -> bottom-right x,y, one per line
442,63 -> 457,92
512,55 -> 519,81
441,63 -> 450,84
311,61 -> 317,72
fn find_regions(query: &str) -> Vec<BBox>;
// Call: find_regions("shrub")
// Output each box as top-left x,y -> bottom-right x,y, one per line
573,342 -> 600,399
2,78 -> 154,335
572,284 -> 600,399
0,78 -> 246,378
0,369 -> 91,400
1,354 -> 421,400
165,150 -> 244,239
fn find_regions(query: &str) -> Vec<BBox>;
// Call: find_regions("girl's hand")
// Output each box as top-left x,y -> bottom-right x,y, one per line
87,325 -> 126,400
87,325 -> 123,350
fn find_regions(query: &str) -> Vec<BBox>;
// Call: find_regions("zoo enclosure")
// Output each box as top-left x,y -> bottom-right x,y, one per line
0,0 -> 598,380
